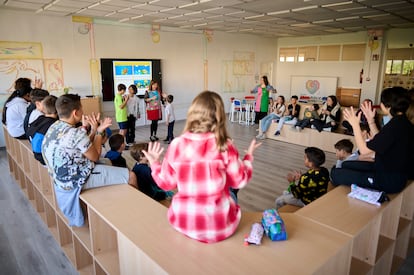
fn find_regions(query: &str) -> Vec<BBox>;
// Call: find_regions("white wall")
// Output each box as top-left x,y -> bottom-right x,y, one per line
0,9 -> 277,122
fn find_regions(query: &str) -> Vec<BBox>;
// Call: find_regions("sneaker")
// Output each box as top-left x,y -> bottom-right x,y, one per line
274,131 -> 280,136
154,136 -> 159,141
150,136 -> 156,141
163,138 -> 168,142
256,133 -> 263,139
296,126 -> 301,132
256,133 -> 265,140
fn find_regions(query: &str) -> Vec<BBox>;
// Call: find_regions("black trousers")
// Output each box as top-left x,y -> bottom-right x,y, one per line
126,115 -> 136,144
150,120 -> 158,137
330,161 -> 375,189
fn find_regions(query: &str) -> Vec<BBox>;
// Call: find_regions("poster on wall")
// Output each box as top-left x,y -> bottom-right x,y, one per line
0,41 -> 43,59
112,60 -> 152,95
222,60 -> 252,93
290,75 -> 338,103
0,59 -> 45,110
44,59 -> 64,92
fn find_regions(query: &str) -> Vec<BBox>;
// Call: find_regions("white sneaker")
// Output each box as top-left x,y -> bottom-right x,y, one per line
256,133 -> 264,139
258,134 -> 266,140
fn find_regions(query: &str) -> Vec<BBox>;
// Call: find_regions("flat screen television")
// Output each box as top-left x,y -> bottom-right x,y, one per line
100,58 -> 161,101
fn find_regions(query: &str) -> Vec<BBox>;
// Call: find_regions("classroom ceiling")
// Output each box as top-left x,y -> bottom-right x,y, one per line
2,0 -> 414,37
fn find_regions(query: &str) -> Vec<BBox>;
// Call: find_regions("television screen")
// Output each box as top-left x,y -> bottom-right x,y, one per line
101,58 -> 161,101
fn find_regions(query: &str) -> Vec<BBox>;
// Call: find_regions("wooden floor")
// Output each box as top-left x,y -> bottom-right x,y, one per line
1,119 -> 414,274
125,119 -> 338,212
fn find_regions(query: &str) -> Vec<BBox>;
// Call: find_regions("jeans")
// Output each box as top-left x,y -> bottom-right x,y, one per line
275,116 -> 298,132
167,120 -> 175,141
260,113 -> 281,133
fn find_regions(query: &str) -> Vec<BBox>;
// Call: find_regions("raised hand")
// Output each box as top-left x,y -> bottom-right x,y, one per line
343,106 -> 361,128
142,142 -> 164,165
97,117 -> 112,132
245,139 -> 262,156
360,100 -> 376,123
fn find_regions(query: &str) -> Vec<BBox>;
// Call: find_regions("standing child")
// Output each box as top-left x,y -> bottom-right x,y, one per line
114,84 -> 128,136
104,133 -> 127,168
293,103 -> 320,131
275,147 -> 329,209
130,143 -> 173,200
126,84 -> 140,145
164,94 -> 175,144
143,90 -> 261,243
26,95 -> 58,165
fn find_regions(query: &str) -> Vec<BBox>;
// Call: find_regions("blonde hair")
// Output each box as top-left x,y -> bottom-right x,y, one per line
183,91 -> 230,151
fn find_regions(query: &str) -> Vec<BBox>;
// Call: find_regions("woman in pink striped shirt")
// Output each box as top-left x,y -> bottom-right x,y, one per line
144,91 -> 261,243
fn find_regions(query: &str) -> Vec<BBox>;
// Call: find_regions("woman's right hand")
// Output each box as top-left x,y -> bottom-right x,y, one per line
360,100 -> 376,123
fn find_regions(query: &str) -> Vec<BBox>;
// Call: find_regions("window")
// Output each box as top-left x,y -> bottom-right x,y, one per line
279,47 -> 297,63
402,60 -> 414,75
386,60 -> 402,74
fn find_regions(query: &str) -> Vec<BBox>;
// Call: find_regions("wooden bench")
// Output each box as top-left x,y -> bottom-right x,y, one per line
260,104 -> 355,153
4,124 -> 414,275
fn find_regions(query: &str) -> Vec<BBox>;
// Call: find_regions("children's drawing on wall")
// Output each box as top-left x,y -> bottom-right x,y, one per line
222,60 -> 251,93
0,59 -> 44,93
0,59 -> 44,109
233,51 -> 255,75
44,59 -> 64,91
0,41 -> 43,59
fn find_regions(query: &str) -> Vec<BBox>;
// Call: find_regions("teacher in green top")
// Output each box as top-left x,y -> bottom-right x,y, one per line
250,76 -> 277,124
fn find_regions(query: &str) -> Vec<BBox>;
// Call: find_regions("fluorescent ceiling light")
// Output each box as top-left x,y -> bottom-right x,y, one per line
160,7 -> 176,12
336,16 -> 359,21
154,18 -> 167,22
76,8 -> 87,14
179,25 -> 192,28
119,17 -> 130,22
290,22 -> 312,27
363,13 -> 389,19
292,5 -> 318,12
245,14 -> 265,19
322,1 -> 353,8
225,10 -> 245,16
194,22 -> 207,27
203,7 -> 223,12
206,14 -> 223,19
189,17 -> 205,22
105,11 -> 116,16
101,0 -> 111,3
132,3 -> 147,8
313,19 -> 334,24
179,2 -> 198,8
118,7 -> 131,12
200,0 -> 212,3
208,20 -> 224,25
88,3 -> 100,9
145,11 -> 158,16
240,28 -> 253,32
169,14 -> 184,19
267,10 -> 290,15
185,11 -> 202,16
44,3 -> 52,10
149,0 -> 160,4
131,15 -> 143,19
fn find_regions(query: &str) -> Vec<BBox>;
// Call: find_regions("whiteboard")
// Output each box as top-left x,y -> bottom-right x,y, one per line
290,76 -> 338,99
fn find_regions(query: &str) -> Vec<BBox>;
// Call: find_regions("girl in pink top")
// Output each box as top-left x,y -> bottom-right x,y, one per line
143,91 -> 261,243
